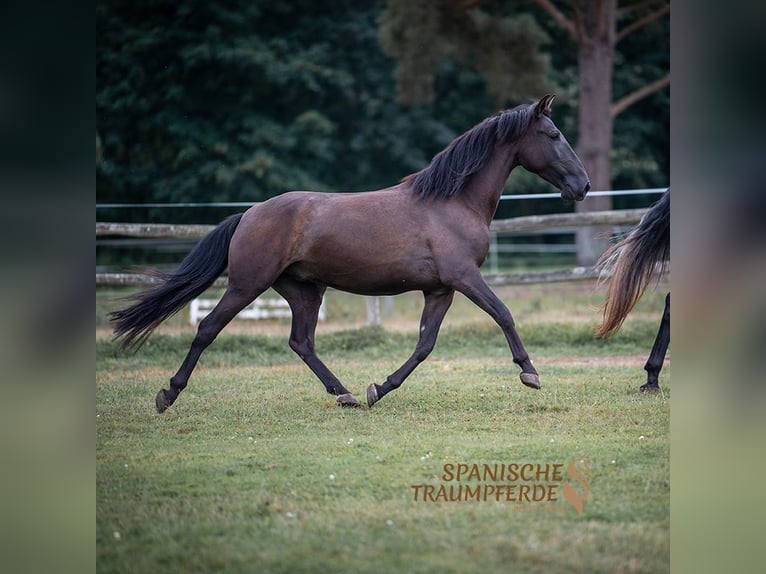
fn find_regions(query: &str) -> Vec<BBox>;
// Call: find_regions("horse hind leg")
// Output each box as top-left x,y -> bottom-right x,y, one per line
273,277 -> 360,407
640,293 -> 670,393
367,289 -> 454,407
156,284 -> 263,412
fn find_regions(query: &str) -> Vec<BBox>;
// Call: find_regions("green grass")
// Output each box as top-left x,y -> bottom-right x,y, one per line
97,285 -> 669,573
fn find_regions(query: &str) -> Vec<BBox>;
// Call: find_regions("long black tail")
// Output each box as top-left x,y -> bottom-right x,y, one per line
110,213 -> 244,349
596,189 -> 669,337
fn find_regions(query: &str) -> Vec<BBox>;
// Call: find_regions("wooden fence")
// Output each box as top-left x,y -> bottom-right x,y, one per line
96,208 -> 647,242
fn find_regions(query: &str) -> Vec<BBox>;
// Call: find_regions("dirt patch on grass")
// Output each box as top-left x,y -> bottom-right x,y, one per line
541,354 -> 670,367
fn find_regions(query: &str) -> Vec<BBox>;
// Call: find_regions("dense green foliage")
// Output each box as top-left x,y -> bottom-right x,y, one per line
96,0 -> 668,225
97,1 -> 484,223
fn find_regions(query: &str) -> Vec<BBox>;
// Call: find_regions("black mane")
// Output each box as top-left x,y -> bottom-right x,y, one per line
406,104 -> 534,200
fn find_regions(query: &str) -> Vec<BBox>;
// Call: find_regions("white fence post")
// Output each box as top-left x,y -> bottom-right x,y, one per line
366,297 -> 380,327
187,296 -> 327,326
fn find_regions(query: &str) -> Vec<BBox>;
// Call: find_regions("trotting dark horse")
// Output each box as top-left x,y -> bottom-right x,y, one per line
111,95 -> 591,412
596,189 -> 670,392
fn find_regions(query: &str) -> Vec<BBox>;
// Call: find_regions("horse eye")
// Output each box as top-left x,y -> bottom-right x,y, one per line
549,131 -> 560,140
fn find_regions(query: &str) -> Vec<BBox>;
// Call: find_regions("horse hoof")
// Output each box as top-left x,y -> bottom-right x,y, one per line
336,393 -> 361,408
520,372 -> 541,390
639,383 -> 660,393
155,389 -> 172,413
366,384 -> 379,408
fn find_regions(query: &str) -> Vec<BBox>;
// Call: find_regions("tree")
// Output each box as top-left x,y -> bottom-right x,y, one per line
379,0 -> 669,263
534,0 -> 669,263
379,0 -> 553,108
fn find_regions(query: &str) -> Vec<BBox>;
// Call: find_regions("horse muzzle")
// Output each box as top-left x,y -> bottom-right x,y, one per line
574,181 -> 591,201
562,180 -> 591,201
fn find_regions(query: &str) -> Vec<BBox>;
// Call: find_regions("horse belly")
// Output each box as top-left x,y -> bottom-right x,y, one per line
285,251 -> 440,296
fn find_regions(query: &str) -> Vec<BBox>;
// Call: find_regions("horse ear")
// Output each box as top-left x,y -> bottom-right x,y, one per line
535,94 -> 555,117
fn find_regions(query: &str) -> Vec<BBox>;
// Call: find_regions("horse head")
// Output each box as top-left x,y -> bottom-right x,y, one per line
518,94 -> 591,201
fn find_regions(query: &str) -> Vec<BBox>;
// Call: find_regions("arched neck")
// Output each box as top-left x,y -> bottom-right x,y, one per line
459,142 -> 519,225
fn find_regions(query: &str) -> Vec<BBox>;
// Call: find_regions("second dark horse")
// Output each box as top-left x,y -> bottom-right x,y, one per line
596,189 -> 670,392
111,95 -> 591,412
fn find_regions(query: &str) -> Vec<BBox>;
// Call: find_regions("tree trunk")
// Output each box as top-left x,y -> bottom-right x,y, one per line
575,0 -> 616,265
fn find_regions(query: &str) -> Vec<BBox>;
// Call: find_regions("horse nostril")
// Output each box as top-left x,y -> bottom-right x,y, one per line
584,181 -> 591,193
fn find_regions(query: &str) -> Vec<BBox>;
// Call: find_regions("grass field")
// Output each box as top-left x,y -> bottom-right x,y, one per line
96,282 -> 669,573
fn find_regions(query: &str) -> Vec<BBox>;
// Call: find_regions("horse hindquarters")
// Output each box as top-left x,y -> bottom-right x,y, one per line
157,206 -> 298,412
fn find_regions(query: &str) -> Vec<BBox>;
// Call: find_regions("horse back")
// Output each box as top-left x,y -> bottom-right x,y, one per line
228,189 -> 489,295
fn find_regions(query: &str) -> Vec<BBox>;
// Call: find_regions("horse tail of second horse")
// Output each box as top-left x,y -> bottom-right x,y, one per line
110,213 -> 244,349
596,190 -> 669,337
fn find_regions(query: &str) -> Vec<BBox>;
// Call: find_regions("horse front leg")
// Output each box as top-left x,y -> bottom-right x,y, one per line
448,268 -> 541,390
367,289 -> 454,407
641,292 -> 670,393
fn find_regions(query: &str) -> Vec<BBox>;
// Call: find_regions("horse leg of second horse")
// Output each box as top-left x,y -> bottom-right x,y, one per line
641,293 -> 670,393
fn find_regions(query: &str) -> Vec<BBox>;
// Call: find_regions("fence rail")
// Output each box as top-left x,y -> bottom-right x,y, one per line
96,222 -> 214,239
489,208 -> 646,233
97,272 -> 227,288
96,208 -> 647,240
